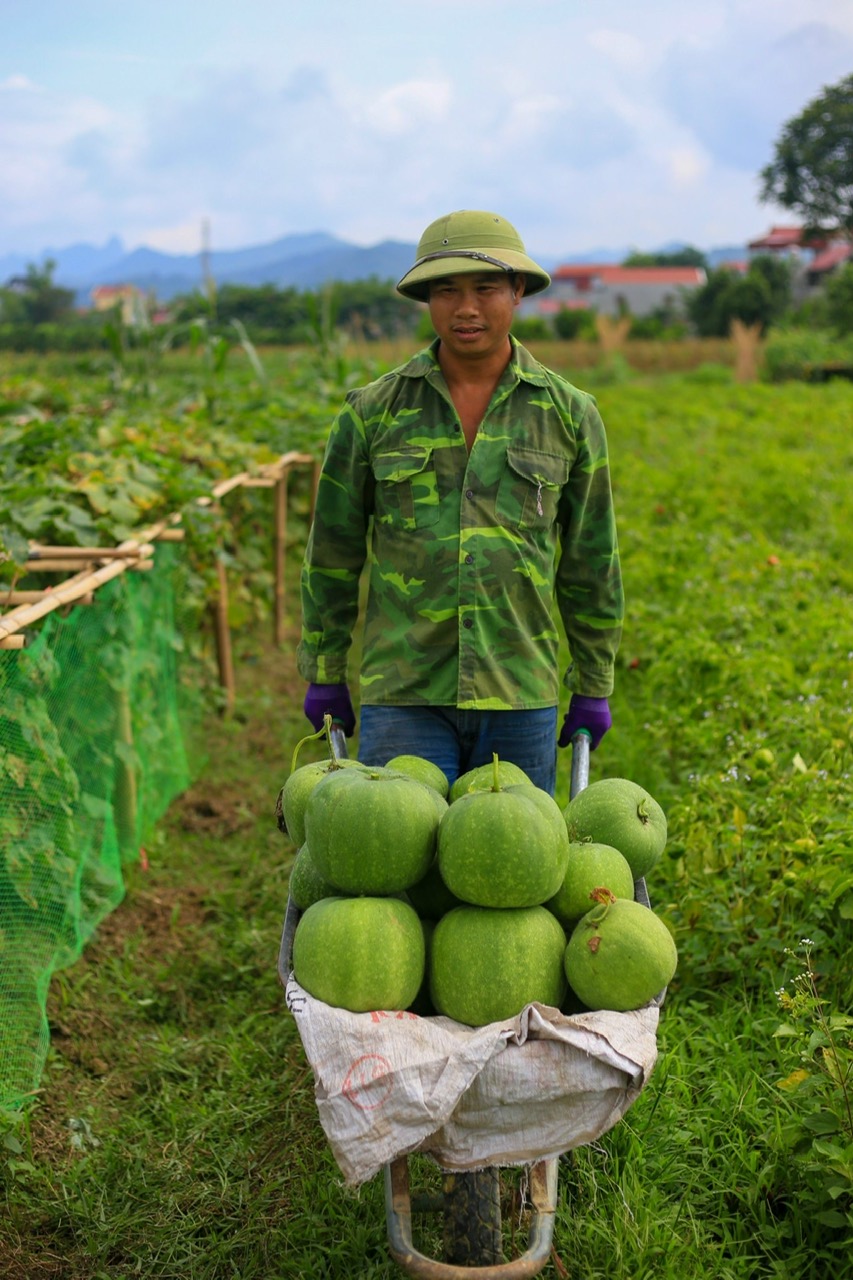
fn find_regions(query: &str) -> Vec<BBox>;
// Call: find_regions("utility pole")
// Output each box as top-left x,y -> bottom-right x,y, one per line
201,217 -> 215,307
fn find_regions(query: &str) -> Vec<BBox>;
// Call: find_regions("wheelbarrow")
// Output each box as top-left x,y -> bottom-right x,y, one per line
278,727 -> 659,1276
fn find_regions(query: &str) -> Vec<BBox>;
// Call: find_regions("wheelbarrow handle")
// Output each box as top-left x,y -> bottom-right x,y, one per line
329,723 -> 349,762
569,728 -> 591,801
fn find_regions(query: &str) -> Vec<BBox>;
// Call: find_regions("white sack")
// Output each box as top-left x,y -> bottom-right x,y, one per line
285,975 -> 659,1187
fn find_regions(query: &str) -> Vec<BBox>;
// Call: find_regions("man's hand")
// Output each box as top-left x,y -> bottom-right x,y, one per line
303,683 -> 356,737
558,695 -> 612,751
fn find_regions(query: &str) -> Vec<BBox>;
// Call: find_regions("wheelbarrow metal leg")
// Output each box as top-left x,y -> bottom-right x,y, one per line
385,1156 -> 558,1278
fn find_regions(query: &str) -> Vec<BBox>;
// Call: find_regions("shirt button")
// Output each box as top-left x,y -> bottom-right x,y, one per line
462,618 -> 473,629
465,554 -> 474,565
465,488 -> 474,499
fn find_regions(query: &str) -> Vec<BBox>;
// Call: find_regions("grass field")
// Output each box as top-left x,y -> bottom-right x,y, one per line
2,362 -> 852,1279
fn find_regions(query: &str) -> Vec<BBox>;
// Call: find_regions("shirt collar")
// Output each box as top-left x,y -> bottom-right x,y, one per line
397,335 -> 551,389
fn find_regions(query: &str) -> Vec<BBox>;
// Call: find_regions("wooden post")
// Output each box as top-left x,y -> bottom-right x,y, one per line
114,687 -> 138,852
213,552 -> 235,715
730,318 -> 763,383
595,313 -> 631,354
274,473 -> 288,646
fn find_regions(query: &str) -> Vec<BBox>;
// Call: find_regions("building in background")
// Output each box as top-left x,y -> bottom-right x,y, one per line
747,225 -> 853,301
519,263 -> 706,321
90,284 -> 146,325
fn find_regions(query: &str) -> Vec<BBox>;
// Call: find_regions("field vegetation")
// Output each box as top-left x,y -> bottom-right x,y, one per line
1,340 -> 852,1279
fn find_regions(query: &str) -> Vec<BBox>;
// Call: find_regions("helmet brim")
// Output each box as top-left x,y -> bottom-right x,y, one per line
396,250 -> 551,301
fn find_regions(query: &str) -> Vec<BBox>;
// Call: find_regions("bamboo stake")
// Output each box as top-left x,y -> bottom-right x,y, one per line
209,472 -> 251,500
146,513 -> 185,540
212,552 -> 235,715
274,474 -> 287,646
114,687 -> 138,851
19,561 -> 99,573
0,590 -> 94,606
0,634 -> 26,649
21,553 -> 154,573
266,450 -> 314,477
0,457 -> 316,643
28,545 -> 154,560
0,546 -> 149,642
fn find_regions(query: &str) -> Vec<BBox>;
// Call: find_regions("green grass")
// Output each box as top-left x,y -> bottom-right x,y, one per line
3,367 -> 853,1279
0,634 -> 844,1279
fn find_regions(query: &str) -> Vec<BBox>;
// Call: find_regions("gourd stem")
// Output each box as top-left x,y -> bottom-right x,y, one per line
289,715 -> 331,776
588,886 -> 617,921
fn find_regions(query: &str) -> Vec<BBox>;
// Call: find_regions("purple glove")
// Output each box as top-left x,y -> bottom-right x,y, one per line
303,683 -> 356,737
558,695 -> 612,750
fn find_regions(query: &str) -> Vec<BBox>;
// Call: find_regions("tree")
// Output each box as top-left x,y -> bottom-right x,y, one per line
553,307 -> 596,340
687,267 -> 774,337
760,73 -> 853,236
824,261 -> 853,334
747,254 -> 793,319
8,260 -> 76,325
511,315 -> 552,342
169,277 -> 417,344
622,247 -> 708,269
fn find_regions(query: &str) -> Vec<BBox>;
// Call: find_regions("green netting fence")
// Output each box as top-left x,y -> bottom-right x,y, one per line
0,543 -> 206,1108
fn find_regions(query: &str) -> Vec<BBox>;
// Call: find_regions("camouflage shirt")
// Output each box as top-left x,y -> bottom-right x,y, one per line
297,337 -> 623,709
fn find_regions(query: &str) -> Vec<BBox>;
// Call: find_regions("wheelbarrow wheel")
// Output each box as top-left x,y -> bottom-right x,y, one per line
442,1166 -> 503,1265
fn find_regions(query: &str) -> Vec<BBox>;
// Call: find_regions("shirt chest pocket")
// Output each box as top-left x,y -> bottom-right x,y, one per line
496,446 -> 570,530
372,445 -> 441,529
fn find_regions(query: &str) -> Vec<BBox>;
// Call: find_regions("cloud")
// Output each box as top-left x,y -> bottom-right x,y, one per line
0,78 -> 118,239
3,5 -> 852,260
1,74 -> 39,92
501,92 -> 637,170
587,28 -> 647,69
664,145 -> 710,188
143,69 -> 284,171
540,103 -> 637,170
662,21 -> 853,171
363,79 -> 452,137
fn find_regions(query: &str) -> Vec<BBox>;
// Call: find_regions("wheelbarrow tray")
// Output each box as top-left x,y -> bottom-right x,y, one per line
281,911 -> 659,1189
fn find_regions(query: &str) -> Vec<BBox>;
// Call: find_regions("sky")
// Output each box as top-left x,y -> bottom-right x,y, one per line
2,0 -> 853,261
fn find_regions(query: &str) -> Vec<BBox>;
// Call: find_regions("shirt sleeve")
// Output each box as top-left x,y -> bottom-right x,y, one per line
296,398 -> 374,684
555,397 -> 624,697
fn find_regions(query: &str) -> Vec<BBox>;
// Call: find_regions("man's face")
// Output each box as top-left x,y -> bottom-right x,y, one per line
427,271 -> 524,362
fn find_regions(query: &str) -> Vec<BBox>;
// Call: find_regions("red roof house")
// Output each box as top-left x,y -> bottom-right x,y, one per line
807,242 -> 853,276
532,264 -> 706,319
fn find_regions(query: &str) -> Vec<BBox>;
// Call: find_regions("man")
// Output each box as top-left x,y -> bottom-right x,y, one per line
296,210 -> 623,796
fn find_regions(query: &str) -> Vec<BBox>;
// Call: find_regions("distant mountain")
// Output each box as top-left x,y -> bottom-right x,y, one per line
0,235 -> 127,286
706,244 -> 749,266
51,232 -> 418,303
1,231 -> 750,304
88,235 -> 419,299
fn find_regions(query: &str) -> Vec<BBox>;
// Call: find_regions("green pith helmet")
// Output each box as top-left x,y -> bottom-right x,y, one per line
396,210 -> 551,301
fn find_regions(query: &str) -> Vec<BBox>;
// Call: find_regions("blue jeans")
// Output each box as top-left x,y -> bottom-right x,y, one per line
357,705 -> 558,797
